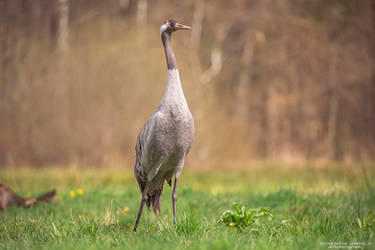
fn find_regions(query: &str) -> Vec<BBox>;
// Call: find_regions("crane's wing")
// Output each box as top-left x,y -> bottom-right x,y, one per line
134,111 -> 169,191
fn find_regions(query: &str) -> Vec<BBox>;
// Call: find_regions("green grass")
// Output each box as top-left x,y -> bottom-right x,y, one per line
0,165 -> 374,249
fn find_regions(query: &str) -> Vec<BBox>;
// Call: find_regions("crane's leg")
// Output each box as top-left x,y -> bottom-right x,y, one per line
172,176 -> 178,224
133,184 -> 149,232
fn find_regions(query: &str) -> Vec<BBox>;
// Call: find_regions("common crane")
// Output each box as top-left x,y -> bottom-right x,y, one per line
133,19 -> 194,232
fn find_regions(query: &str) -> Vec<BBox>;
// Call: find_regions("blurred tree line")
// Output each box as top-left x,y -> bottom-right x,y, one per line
0,0 -> 374,167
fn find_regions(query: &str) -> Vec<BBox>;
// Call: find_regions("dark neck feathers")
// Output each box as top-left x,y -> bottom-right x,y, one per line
161,31 -> 177,70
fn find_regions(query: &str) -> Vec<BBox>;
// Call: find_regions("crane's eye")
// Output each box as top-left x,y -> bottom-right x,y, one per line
168,21 -> 177,30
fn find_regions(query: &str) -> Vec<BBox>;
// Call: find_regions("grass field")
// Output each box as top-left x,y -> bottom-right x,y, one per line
1,165 -> 374,249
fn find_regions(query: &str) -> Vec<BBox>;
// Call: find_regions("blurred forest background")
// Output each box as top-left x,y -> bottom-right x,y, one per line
0,0 -> 374,168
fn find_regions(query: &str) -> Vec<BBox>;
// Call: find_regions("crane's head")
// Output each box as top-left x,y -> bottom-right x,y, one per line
160,19 -> 192,36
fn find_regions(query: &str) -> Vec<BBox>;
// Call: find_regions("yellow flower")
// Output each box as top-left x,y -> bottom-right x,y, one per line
124,206 -> 129,212
77,189 -> 83,195
229,222 -> 233,227
70,191 -> 76,197
247,220 -> 251,224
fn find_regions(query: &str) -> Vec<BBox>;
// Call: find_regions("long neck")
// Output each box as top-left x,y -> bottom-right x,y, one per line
161,31 -> 177,70
159,32 -> 188,110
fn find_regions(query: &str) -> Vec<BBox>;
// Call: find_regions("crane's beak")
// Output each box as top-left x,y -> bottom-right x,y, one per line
175,23 -> 192,30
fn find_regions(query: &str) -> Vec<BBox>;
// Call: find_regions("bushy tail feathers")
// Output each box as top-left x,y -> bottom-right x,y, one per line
146,188 -> 163,215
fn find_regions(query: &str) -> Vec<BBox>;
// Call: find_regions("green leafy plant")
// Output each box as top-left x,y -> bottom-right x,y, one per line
220,203 -> 274,231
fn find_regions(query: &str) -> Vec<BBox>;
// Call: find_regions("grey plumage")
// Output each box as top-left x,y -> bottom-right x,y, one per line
133,19 -> 194,231
134,69 -> 194,211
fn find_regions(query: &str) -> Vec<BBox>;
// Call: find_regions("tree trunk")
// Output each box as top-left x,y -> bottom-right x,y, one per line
136,0 -> 148,27
199,25 -> 227,84
57,0 -> 69,54
190,0 -> 205,77
236,32 -> 256,117
327,48 -> 339,160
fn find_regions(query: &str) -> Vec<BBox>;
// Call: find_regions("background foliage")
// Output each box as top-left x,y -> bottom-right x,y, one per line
1,0 -> 374,167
